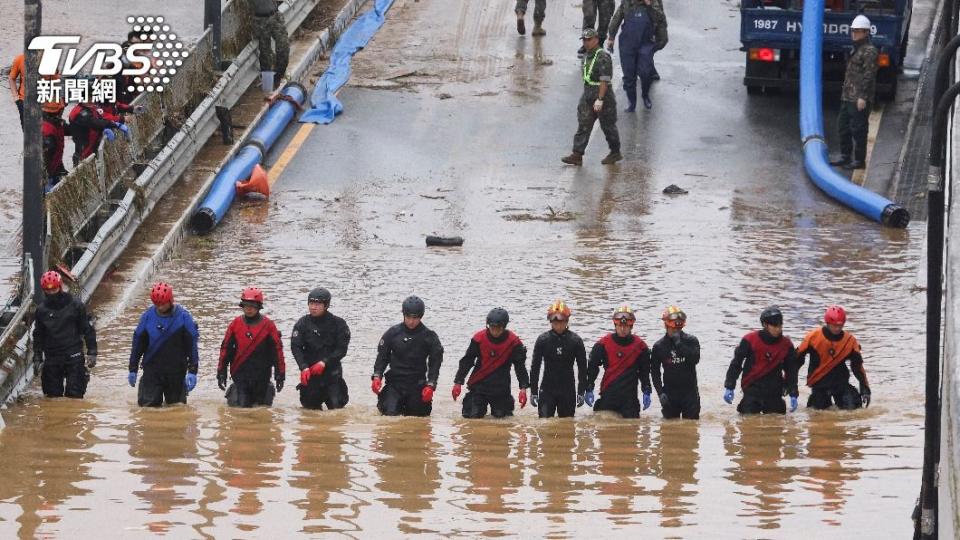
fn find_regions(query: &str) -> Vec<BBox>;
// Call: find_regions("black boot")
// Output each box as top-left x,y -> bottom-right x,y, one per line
844,160 -> 866,170
829,154 -> 851,166
625,87 -> 637,112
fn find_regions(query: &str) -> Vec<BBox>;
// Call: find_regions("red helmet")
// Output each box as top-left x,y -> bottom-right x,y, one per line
150,282 -> 173,305
240,287 -> 264,306
40,271 -> 62,292
824,305 -> 846,325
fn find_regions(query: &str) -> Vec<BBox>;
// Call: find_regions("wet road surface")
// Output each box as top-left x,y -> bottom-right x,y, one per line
0,0 -> 925,537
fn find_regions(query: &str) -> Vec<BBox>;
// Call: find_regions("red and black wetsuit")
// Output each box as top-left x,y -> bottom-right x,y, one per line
725,329 -> 798,415
217,314 -> 285,407
586,332 -> 651,418
68,103 -> 113,165
41,113 -> 67,184
796,326 -> 869,410
454,329 -> 529,418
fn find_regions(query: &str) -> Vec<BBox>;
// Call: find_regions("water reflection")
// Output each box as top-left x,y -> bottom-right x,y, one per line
451,420 -> 525,514
215,408 -> 284,527
127,407 -> 201,534
723,417 -> 803,531
803,415 -> 868,525
371,420 -> 441,533
290,417 -> 358,535
657,421 -> 700,528
528,422 -> 582,515
0,401 -> 97,539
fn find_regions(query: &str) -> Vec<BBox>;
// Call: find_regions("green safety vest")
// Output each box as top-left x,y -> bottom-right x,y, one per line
583,49 -> 603,86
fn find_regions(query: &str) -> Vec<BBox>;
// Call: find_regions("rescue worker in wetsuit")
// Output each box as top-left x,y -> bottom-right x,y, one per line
371,296 -> 444,417
452,307 -> 530,418
69,101 -> 128,165
562,29 -> 622,166
651,305 -> 701,419
32,271 -> 98,398
829,15 -> 878,170
796,305 -> 871,410
291,287 -> 352,410
216,287 -> 286,407
723,307 -> 800,415
128,282 -> 200,407
41,100 -> 68,191
530,300 -> 588,418
584,305 -> 652,418
607,0 -> 667,111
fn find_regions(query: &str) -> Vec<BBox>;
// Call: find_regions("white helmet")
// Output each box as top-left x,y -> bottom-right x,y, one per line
851,15 -> 872,30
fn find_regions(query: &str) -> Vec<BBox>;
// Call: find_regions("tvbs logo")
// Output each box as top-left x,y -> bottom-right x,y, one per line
28,16 -> 186,94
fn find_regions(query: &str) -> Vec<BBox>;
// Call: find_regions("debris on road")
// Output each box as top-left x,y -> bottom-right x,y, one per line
663,184 -> 689,195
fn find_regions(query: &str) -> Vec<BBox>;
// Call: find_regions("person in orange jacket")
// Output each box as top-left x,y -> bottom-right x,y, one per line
796,305 -> 871,409
9,53 -> 25,128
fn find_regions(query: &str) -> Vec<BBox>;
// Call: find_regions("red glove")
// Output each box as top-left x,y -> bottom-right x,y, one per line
300,368 -> 311,387
452,383 -> 462,401
371,377 -> 382,394
309,361 -> 326,377
421,385 -> 435,403
518,388 -> 528,408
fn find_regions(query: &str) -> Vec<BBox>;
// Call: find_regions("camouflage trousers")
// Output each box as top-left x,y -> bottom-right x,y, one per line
515,0 -> 546,22
573,91 -> 619,154
582,0 -> 615,41
253,13 -> 289,77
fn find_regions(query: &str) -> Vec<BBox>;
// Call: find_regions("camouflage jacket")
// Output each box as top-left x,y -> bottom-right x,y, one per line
609,0 -> 668,49
842,39 -> 879,103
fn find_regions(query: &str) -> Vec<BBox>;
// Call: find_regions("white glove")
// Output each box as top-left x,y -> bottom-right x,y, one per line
593,99 -> 603,113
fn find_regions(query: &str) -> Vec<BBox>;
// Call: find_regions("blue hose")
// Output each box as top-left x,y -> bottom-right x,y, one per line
799,0 -> 909,228
191,84 -> 306,234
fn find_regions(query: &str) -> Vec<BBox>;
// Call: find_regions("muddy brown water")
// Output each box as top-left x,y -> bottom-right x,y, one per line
0,0 -> 927,537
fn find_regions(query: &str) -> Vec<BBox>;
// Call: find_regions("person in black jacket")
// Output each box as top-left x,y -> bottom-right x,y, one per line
216,287 -> 286,408
291,287 -> 352,410
32,271 -> 97,398
128,282 -> 200,407
723,307 -> 799,415
651,305 -> 701,419
530,300 -> 587,418
452,307 -> 529,418
584,304 -> 652,418
371,296 -> 444,417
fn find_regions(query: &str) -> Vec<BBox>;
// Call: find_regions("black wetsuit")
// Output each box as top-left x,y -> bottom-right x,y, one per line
651,331 -> 701,419
373,322 -> 443,417
530,329 -> 587,418
291,311 -> 351,410
32,291 -> 97,398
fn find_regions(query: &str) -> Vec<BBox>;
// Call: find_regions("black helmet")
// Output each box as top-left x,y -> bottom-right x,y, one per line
760,306 -> 783,327
402,295 -> 425,317
308,287 -> 331,305
486,307 -> 509,327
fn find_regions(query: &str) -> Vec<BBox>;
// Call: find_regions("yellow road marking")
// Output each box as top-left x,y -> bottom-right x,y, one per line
267,123 -> 315,187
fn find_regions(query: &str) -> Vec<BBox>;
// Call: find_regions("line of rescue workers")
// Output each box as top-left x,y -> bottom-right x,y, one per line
31,271 -> 872,418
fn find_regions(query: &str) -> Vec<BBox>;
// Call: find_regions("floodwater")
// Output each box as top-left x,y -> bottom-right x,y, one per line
0,0 -> 926,538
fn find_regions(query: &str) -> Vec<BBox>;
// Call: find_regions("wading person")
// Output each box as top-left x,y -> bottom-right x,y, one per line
796,305 -> 871,410
584,305 -> 652,418
515,0 -> 547,36
127,282 -> 200,407
829,15 -> 878,170
250,0 -> 290,91
371,296 -> 444,417
530,300 -> 588,418
291,287 -> 351,410
32,271 -> 98,398
452,307 -> 529,418
216,287 -> 286,407
723,307 -> 800,415
651,305 -> 701,419
607,0 -> 667,111
562,29 -> 622,166
579,0 -> 615,55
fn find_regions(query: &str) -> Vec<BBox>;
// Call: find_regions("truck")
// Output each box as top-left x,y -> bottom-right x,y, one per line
740,0 -> 912,100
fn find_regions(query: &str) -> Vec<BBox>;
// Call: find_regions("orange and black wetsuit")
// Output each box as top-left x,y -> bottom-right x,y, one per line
796,325 -> 869,410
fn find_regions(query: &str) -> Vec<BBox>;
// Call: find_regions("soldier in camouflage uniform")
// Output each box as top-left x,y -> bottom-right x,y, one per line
562,29 -> 622,167
515,0 -> 547,36
250,0 -> 289,90
829,15 -> 878,170
608,0 -> 667,111
578,0 -> 616,55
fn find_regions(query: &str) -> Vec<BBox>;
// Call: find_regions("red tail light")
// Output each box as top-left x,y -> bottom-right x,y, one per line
749,48 -> 780,62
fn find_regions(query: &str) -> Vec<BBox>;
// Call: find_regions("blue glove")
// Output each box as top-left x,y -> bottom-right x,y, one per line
723,388 -> 735,404
127,371 -> 137,387
115,123 -> 131,140
185,373 -> 197,392
584,390 -> 595,407
531,394 -> 539,408
789,395 -> 799,412
642,392 -> 651,410
103,128 -> 116,142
